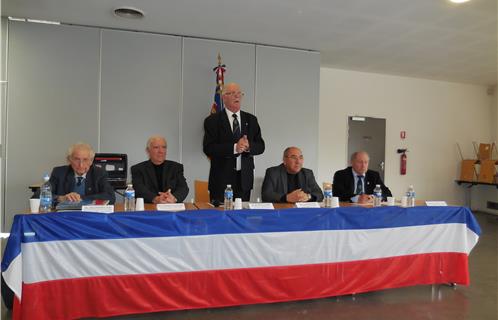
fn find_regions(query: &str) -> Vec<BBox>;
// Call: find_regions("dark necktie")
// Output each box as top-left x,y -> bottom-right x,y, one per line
232,114 -> 241,141
356,176 -> 364,195
74,176 -> 85,196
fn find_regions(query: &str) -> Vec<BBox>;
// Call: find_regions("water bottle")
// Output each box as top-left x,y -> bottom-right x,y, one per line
323,183 -> 333,208
124,184 -> 135,211
407,185 -> 416,207
39,174 -> 52,213
373,184 -> 382,207
224,184 -> 233,210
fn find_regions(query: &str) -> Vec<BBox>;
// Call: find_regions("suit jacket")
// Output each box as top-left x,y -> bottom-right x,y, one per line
203,110 -> 265,200
49,165 -> 116,204
262,164 -> 324,203
332,167 -> 392,202
131,160 -> 189,203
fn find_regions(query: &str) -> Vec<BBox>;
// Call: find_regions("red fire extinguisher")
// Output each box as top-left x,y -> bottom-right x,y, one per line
397,149 -> 408,175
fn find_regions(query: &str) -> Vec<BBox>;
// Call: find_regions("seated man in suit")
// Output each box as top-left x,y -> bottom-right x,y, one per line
262,147 -> 324,203
50,143 -> 115,204
333,151 -> 392,203
131,135 -> 189,204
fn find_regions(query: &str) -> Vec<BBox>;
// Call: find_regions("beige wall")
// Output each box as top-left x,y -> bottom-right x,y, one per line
318,67 -> 493,206
471,88 -> 498,214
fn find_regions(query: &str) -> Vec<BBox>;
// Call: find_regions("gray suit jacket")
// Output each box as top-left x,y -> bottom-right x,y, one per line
261,164 -> 324,203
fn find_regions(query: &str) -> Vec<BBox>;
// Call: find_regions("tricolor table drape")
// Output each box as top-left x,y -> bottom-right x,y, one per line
1,206 -> 480,320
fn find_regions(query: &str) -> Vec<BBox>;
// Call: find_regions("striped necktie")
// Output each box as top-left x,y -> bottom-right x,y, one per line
232,114 -> 241,141
74,176 -> 85,196
355,176 -> 364,195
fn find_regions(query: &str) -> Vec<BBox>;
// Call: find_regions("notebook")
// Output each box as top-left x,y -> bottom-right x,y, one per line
55,199 -> 109,211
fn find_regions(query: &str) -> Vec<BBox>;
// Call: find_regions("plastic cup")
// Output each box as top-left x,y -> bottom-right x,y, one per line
401,196 -> 408,207
387,197 -> 395,206
331,197 -> 339,208
135,198 -> 145,211
234,198 -> 242,210
30,198 -> 41,213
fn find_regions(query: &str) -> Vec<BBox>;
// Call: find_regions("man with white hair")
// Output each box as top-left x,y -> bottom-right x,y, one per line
49,142 -> 115,204
131,135 -> 189,204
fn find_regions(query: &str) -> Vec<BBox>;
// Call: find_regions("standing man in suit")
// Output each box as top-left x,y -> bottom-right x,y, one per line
50,143 -> 115,204
333,151 -> 392,203
131,136 -> 189,204
262,147 -> 323,203
203,82 -> 265,203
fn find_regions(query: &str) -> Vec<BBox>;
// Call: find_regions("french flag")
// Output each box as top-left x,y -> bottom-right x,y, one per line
1,206 -> 480,320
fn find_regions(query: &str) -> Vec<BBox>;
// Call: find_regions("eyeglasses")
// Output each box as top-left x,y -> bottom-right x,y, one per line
70,157 -> 92,164
285,155 -> 304,161
224,91 -> 245,97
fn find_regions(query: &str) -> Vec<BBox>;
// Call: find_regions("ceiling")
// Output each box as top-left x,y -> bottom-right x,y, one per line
3,0 -> 497,86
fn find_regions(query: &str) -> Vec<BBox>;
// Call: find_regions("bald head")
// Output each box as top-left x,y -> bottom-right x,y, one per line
283,147 -> 304,174
351,151 -> 369,175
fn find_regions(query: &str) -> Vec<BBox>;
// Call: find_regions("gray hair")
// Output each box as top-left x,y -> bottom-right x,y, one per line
66,143 -> 95,161
146,135 -> 167,150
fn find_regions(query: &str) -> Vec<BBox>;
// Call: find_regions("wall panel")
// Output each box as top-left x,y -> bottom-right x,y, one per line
100,30 -> 182,176
4,21 -> 100,230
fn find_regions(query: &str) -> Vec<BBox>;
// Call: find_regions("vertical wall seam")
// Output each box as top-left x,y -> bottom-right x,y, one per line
97,28 -> 103,152
253,45 -> 257,115
179,37 -> 184,163
1,19 -> 10,231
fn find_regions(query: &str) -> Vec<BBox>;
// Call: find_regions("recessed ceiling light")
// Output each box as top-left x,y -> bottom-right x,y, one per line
113,7 -> 145,19
449,0 -> 471,3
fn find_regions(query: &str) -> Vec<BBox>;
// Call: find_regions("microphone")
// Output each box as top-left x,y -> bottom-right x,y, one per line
211,199 -> 220,207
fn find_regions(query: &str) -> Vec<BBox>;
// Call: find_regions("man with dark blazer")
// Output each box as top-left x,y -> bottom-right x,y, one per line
262,147 -> 324,203
333,151 -> 392,203
131,136 -> 189,204
50,143 -> 115,204
203,82 -> 265,203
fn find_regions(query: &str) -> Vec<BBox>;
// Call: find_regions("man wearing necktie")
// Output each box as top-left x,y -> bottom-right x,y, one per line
48,143 -> 116,204
203,82 -> 265,203
333,151 -> 392,203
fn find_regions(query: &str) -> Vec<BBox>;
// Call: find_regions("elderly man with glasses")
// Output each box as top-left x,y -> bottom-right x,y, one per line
48,142 -> 115,204
261,146 -> 323,203
203,82 -> 265,204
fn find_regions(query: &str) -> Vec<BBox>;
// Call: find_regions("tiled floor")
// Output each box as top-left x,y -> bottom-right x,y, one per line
2,212 -> 497,320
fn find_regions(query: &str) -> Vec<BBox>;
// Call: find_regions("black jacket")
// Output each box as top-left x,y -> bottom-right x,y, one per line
203,110 -> 265,201
131,160 -> 189,203
333,167 -> 392,202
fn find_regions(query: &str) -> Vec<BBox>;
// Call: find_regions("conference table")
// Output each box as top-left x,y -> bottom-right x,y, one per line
1,202 -> 480,320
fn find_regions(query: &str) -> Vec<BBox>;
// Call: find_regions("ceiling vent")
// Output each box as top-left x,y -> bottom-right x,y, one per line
113,7 -> 145,19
